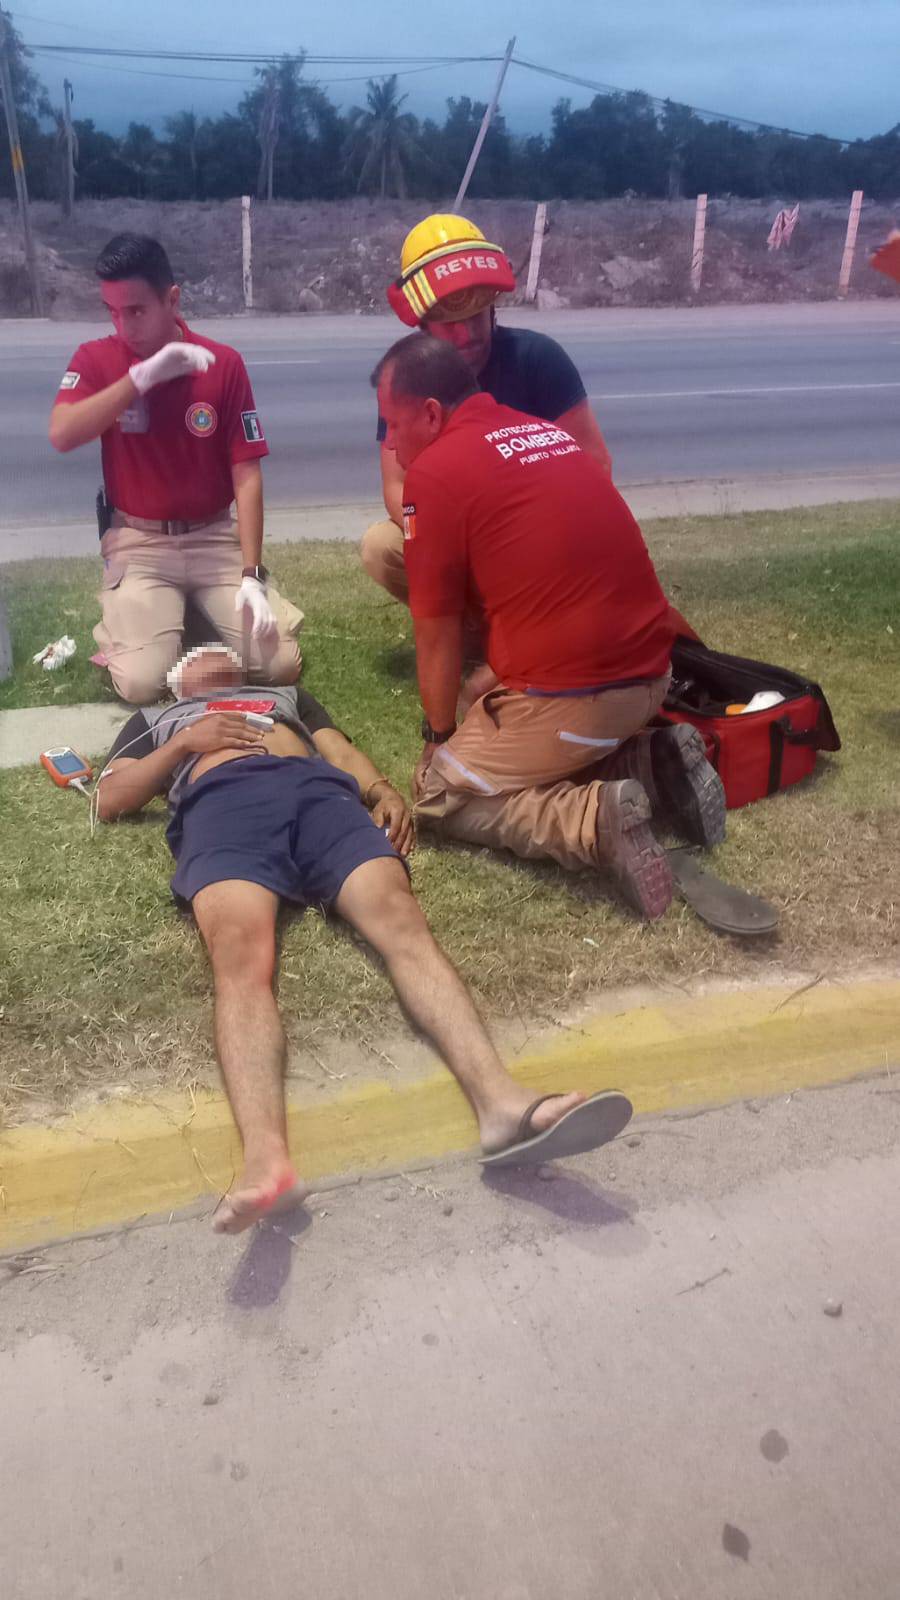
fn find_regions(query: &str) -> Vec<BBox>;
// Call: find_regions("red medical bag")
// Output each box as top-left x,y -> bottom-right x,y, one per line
659,634 -> 841,809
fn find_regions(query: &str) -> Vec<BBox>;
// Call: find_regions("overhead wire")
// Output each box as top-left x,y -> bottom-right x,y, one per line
26,50 -> 486,89
12,29 -> 860,145
27,53 -> 255,85
6,5 -> 169,48
511,56 -> 854,146
27,46 -> 502,65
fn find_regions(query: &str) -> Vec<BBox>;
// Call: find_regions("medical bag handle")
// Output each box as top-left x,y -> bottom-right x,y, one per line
767,710 -> 828,795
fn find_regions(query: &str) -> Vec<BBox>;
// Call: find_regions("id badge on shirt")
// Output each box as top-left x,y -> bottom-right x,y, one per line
119,396 -> 149,434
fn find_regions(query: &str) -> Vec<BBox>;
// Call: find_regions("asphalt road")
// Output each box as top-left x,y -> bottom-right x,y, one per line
3,301 -> 900,533
4,1075 -> 900,1600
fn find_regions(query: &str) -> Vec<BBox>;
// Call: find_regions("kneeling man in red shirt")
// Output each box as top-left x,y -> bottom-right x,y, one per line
374,335 -> 725,920
49,234 -> 302,704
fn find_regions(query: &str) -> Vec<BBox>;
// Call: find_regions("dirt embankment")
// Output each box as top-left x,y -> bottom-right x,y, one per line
1,195 -> 898,319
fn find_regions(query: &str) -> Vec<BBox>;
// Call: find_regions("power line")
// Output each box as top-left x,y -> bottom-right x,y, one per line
12,12 -> 498,79
11,8 -> 121,32
11,6 -> 158,34
27,50 -> 486,89
28,45 -> 502,64
318,62 -> 476,85
32,52 -> 254,84
41,56 -> 469,88
8,5 -> 169,48
13,29 -> 863,144
512,57 -> 854,147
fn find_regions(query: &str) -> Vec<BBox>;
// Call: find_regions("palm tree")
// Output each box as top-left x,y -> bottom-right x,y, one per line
120,122 -> 159,199
344,76 -> 421,198
255,65 -> 281,202
165,111 -> 200,199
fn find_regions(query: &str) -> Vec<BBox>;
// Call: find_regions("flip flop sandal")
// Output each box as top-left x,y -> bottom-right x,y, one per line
480,1090 -> 633,1170
668,847 -> 779,936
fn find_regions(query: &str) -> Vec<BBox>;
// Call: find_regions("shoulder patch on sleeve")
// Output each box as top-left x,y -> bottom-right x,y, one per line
241,410 -> 265,443
402,503 -> 416,542
58,371 -> 81,391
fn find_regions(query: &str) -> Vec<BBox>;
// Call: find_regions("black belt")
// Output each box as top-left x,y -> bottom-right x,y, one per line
113,509 -> 231,537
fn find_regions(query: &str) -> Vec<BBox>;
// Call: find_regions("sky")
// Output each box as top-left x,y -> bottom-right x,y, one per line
11,0 -> 899,143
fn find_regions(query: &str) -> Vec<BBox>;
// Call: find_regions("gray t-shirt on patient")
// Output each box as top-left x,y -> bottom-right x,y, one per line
105,685 -> 337,812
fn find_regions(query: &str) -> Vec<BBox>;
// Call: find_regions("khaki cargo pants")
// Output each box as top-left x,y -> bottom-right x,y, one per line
416,675 -> 671,871
361,518 -> 409,604
95,513 -> 304,704
361,518 -> 487,663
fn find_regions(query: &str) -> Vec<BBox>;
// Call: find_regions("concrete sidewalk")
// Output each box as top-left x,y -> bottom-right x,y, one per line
0,501 -> 379,563
0,700 -> 129,768
4,470 -> 900,562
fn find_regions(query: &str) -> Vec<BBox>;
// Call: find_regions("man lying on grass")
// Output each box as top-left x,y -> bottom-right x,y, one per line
96,644 -> 632,1232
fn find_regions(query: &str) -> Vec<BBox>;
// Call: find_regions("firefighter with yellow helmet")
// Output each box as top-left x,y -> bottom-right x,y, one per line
361,213 -> 614,604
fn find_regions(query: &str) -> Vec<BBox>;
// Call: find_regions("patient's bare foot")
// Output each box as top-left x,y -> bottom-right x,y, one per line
479,1089 -> 586,1156
212,1150 -> 308,1235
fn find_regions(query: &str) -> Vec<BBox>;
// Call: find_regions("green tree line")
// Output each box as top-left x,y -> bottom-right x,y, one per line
2,33 -> 898,205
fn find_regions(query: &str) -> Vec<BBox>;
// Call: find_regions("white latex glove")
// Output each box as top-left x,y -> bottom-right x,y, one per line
235,576 -> 278,642
129,342 -> 216,395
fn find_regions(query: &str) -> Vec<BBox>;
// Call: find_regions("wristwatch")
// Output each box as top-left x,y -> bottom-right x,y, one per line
241,564 -> 269,582
421,717 -> 457,745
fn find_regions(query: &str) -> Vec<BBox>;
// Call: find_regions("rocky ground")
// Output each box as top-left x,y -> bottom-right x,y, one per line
1,194 -> 897,319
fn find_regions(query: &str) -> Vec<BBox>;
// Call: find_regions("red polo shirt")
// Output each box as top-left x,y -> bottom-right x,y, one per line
54,319 -> 268,522
403,394 -> 672,692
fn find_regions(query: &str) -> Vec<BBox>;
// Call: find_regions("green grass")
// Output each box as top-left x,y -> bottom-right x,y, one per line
1,501 -> 899,1121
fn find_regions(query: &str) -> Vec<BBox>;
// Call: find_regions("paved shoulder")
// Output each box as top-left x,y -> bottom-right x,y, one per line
0,701 -> 129,769
1,1078 -> 899,1600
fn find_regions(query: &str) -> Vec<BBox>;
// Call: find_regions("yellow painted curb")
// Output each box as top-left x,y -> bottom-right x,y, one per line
2,977 -> 898,1251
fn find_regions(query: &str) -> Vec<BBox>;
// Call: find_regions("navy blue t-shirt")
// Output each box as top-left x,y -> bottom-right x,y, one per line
376,324 -> 587,442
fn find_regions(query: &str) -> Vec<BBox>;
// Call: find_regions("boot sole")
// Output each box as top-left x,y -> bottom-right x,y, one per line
658,724 -> 727,848
599,782 -> 673,921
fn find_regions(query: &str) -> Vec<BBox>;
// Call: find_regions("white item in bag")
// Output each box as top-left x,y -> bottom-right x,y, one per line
741,690 -> 786,714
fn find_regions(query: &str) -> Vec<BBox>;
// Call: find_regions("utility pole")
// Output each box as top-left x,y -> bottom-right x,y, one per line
61,77 -> 75,218
0,8 -> 42,314
454,37 -> 515,211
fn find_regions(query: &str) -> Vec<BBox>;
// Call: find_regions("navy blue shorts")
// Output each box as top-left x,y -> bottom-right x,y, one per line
166,755 -> 403,907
